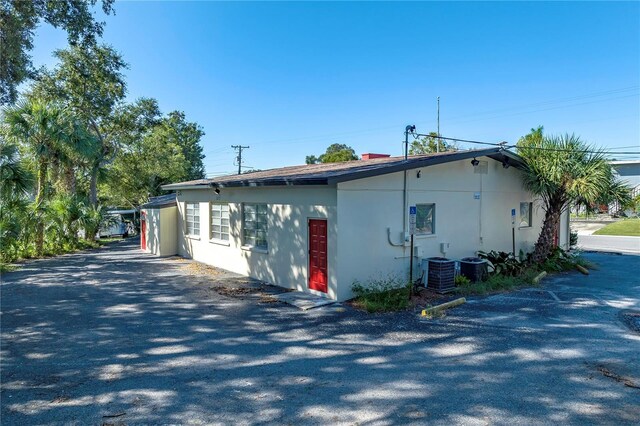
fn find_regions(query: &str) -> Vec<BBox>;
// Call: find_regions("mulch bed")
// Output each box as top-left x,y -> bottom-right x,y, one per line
410,287 -> 450,308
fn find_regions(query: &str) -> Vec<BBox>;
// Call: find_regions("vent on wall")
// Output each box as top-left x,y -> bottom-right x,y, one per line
474,160 -> 488,174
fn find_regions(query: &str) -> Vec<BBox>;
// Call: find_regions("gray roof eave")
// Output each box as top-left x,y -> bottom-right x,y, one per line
161,148 -> 525,190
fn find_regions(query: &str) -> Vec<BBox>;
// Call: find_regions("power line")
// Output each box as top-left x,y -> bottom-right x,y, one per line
506,145 -> 640,155
607,145 -> 640,150
439,86 -> 639,125
232,86 -> 638,149
412,133 -> 505,147
441,93 -> 639,127
412,132 -> 640,155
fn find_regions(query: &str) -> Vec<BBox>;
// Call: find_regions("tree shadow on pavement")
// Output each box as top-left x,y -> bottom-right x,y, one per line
1,241 -> 639,424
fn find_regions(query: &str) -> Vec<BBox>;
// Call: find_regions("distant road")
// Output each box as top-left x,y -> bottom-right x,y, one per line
578,235 -> 640,254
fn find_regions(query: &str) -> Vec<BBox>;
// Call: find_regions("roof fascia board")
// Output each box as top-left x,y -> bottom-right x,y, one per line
161,184 -> 208,190
140,202 -> 176,209
215,178 -> 329,188
327,148 -> 501,184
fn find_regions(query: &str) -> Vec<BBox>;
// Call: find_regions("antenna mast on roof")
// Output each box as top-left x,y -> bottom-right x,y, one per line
437,96 -> 440,153
231,145 -> 250,175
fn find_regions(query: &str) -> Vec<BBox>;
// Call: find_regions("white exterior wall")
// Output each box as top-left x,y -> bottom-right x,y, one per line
142,208 -> 160,255
559,208 -> 570,251
175,186 -> 339,299
335,157 -> 549,301
160,206 -> 178,256
142,206 -> 178,256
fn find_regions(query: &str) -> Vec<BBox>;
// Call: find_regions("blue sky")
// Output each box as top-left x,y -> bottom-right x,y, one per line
32,1 -> 640,174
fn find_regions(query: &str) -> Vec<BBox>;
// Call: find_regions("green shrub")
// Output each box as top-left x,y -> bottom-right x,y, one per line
351,277 -> 410,313
477,250 -> 525,276
539,247 -> 594,273
454,274 -> 471,286
455,246 -> 595,297
456,269 -> 539,296
570,229 -> 579,248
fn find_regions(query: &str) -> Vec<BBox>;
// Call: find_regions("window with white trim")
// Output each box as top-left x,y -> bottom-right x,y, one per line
416,203 -> 435,234
520,202 -> 533,227
242,203 -> 268,249
210,203 -> 230,241
185,202 -> 200,236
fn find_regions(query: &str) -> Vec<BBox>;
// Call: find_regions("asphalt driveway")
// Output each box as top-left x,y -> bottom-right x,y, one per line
1,240 -> 639,425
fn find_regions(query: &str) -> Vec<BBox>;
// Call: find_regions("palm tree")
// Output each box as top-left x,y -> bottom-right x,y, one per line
0,140 -> 33,262
0,140 -> 32,200
57,119 -> 99,195
517,128 -> 630,262
2,100 -> 68,254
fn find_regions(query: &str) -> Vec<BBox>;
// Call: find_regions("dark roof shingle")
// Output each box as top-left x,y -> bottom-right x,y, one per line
162,148 -> 521,190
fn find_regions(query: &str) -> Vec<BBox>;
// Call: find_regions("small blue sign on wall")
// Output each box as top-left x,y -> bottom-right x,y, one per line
409,205 -> 417,235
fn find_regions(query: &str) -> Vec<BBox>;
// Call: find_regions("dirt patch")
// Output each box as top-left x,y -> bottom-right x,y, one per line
212,285 -> 280,304
214,286 -> 263,297
180,261 -> 224,277
167,257 -> 290,304
410,287 -> 450,308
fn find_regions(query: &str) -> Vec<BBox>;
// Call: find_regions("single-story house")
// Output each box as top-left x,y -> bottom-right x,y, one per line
155,148 -> 569,302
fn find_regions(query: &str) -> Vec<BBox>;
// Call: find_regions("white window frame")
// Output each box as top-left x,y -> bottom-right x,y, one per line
519,202 -> 533,228
210,202 -> 230,243
242,203 -> 268,250
416,203 -> 436,235
185,202 -> 200,237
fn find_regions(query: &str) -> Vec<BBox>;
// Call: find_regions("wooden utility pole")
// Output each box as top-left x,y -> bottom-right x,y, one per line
231,145 -> 250,175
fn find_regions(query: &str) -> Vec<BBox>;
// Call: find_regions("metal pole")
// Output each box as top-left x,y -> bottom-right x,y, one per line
409,234 -> 414,298
404,127 -> 409,160
437,96 -> 440,153
512,228 -> 515,254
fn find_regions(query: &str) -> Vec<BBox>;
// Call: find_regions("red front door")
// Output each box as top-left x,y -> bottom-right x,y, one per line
141,213 -> 146,250
309,219 -> 328,293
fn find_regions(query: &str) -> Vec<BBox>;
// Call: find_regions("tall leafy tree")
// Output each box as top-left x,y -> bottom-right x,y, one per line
100,100 -> 206,207
30,44 -> 128,208
517,127 -> 630,262
307,143 -> 359,164
0,0 -> 114,104
409,132 -> 457,155
163,111 -> 205,180
305,155 -> 319,165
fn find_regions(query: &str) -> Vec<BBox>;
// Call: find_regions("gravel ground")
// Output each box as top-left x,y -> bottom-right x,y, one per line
1,240 -> 639,425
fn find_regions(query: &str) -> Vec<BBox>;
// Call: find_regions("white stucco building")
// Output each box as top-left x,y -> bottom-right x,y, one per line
154,148 -> 568,302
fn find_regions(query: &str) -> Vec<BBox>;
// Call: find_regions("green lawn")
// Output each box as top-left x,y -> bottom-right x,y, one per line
593,218 -> 640,237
